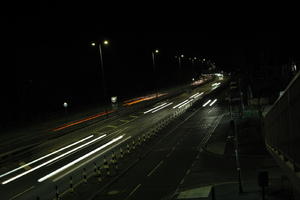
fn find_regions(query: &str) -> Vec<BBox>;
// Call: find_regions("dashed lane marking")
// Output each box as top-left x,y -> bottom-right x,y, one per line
125,183 -> 142,200
147,160 -> 164,177
9,186 -> 34,200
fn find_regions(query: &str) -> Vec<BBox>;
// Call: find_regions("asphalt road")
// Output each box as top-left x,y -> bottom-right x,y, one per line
0,76 -> 228,200
90,92 -> 228,200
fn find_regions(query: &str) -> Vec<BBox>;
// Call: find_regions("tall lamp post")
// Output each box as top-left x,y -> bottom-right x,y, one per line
152,49 -> 159,98
91,40 -> 109,115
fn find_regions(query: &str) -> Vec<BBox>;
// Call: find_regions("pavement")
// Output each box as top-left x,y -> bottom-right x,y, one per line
172,106 -> 296,200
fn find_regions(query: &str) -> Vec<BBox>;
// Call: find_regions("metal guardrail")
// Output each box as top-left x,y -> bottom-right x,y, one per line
263,71 -> 300,190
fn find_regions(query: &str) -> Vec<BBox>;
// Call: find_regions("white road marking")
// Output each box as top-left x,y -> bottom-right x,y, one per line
147,160 -> 164,177
126,184 -> 142,200
9,186 -> 34,200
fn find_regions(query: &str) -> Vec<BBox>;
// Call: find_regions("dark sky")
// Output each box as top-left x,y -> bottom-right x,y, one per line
5,16 -> 298,127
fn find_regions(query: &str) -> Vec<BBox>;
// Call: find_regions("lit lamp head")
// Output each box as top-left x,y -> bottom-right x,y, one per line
103,40 -> 109,45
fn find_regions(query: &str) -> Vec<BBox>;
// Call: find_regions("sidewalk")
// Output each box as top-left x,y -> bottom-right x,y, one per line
172,107 -> 295,200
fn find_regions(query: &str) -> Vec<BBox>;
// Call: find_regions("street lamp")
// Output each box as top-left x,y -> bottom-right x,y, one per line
91,40 -> 110,115
152,49 -> 159,98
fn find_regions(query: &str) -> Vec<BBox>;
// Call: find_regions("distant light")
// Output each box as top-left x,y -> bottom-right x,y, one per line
103,40 -> 109,45
91,42 -> 96,46
194,57 -> 197,60
63,102 -> 68,108
155,49 -> 159,53
111,96 -> 117,104
203,59 -> 206,61
181,54 -> 184,58
192,78 -> 195,81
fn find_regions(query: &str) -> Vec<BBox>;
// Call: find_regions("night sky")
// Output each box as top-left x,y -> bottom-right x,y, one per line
4,16 -> 298,128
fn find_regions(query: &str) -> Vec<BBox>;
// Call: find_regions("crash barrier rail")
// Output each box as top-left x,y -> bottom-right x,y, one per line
16,85 -> 209,200
263,71 -> 300,187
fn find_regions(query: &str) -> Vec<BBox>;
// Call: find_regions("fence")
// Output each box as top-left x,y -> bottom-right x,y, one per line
263,71 -> 300,191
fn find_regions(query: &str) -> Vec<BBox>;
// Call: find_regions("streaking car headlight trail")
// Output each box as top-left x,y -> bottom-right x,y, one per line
144,103 -> 167,114
1,134 -> 107,185
173,100 -> 189,109
178,99 -> 193,109
202,100 -> 211,107
38,135 -> 125,182
209,99 -> 217,106
0,135 -> 94,179
152,102 -> 173,113
173,92 -> 204,109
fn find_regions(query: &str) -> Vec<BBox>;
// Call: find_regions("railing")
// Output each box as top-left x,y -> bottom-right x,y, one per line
263,71 -> 300,191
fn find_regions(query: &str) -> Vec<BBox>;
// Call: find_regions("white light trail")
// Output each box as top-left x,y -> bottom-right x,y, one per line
202,100 -> 211,107
211,82 -> 220,87
178,99 -> 193,109
144,103 -> 167,114
193,92 -> 204,99
189,92 -> 200,99
152,102 -> 173,113
2,134 -> 107,185
0,135 -> 94,179
38,135 -> 124,182
173,99 -> 189,109
209,99 -> 217,106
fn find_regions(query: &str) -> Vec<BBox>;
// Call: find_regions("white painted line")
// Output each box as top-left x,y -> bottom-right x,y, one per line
144,103 -> 167,114
186,169 -> 191,175
9,186 -> 35,200
38,135 -> 124,182
152,102 -> 173,113
0,135 -> 94,179
2,134 -> 106,185
180,178 -> 185,185
126,184 -> 142,200
147,160 -> 164,177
